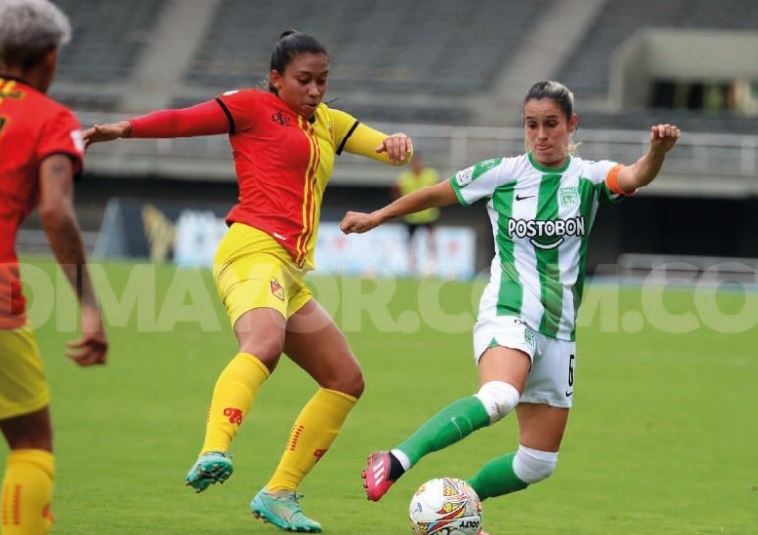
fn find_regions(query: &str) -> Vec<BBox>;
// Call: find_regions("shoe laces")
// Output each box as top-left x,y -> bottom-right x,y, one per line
269,491 -> 305,504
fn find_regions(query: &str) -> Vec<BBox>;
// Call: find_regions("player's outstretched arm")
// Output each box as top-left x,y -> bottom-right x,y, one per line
340,180 -> 457,234
617,123 -> 681,192
342,122 -> 413,165
38,155 -> 108,367
83,121 -> 131,146
83,99 -> 230,147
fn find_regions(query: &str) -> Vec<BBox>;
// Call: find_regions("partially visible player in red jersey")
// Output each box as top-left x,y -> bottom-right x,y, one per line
0,1 -> 108,534
85,30 -> 412,532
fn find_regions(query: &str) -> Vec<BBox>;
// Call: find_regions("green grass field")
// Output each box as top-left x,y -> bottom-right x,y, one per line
3,257 -> 757,534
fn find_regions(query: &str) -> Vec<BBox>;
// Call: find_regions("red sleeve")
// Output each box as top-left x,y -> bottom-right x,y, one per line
36,107 -> 84,174
215,89 -> 262,133
129,99 -> 230,138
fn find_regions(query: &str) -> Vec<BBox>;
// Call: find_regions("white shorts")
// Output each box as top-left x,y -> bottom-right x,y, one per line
473,315 -> 576,408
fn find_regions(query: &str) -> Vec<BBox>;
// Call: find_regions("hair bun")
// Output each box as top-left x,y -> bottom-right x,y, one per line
279,30 -> 298,39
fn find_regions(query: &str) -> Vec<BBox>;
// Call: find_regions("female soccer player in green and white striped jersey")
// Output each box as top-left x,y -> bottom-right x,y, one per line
340,81 -> 681,516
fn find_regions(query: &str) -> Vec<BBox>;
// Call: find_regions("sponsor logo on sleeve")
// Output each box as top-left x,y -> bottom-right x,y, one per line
476,158 -> 500,173
456,158 -> 502,187
455,167 -> 473,187
70,129 -> 84,153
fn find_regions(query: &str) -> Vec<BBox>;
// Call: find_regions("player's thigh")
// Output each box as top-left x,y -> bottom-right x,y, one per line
520,336 -> 576,409
0,407 -> 52,451
0,327 -> 50,418
477,346 -> 531,392
516,403 -> 569,452
284,299 -> 363,398
233,308 -> 286,368
474,316 -> 536,392
214,232 -> 297,365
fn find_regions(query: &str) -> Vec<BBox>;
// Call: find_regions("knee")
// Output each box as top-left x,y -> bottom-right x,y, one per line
238,338 -> 283,369
339,369 -> 365,399
513,445 -> 558,484
5,428 -> 53,452
1,411 -> 54,452
323,366 -> 364,399
475,381 -> 520,423
343,375 -> 365,399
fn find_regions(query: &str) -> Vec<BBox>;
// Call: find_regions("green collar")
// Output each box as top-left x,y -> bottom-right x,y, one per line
528,152 -> 571,173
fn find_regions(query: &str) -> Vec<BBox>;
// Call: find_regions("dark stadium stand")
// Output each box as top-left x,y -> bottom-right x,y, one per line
183,0 -> 550,94
46,0 -> 756,129
173,0 -> 553,122
579,110 -> 758,135
48,0 -> 166,110
15,0 -> 758,268
559,0 -> 758,99
54,0 -> 165,83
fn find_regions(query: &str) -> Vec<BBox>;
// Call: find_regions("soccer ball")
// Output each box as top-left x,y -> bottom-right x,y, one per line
409,477 -> 483,535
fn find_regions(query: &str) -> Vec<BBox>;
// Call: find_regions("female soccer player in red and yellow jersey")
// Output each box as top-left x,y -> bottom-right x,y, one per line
0,2 -> 109,534
85,31 -> 412,532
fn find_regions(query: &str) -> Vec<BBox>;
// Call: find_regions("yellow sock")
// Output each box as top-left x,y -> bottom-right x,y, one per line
266,388 -> 358,492
1,449 -> 55,535
201,352 -> 270,454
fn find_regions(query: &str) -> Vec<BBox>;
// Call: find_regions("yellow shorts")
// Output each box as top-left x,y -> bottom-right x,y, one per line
0,324 -> 49,420
213,223 -> 312,327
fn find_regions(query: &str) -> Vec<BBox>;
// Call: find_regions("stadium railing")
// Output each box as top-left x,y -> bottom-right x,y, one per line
17,229 -> 99,255
618,253 -> 758,284
78,112 -> 758,196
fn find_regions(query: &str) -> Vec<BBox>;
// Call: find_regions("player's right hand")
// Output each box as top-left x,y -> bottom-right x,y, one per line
66,305 -> 108,367
82,121 -> 132,148
340,211 -> 377,234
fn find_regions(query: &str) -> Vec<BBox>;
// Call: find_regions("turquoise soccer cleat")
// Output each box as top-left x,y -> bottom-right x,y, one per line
251,488 -> 322,533
184,451 -> 233,493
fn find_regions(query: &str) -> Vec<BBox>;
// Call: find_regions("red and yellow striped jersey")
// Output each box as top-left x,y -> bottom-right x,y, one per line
217,89 -> 402,269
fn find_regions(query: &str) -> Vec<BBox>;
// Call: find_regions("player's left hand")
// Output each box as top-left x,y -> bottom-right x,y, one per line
649,124 -> 681,154
376,133 -> 413,162
66,306 -> 108,366
82,121 -> 132,148
340,211 -> 378,234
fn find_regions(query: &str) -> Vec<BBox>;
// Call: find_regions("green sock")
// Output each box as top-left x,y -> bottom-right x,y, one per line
397,396 -> 490,466
468,452 -> 528,500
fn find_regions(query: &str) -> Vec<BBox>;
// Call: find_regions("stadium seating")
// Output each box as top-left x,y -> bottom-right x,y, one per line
559,0 -> 758,99
47,0 -> 756,128
54,0 -> 165,83
579,109 -> 758,135
184,0 -> 550,95
175,0 -> 552,122
48,0 -> 166,110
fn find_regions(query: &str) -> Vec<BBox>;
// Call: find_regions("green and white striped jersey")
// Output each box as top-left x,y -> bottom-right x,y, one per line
450,153 -> 626,341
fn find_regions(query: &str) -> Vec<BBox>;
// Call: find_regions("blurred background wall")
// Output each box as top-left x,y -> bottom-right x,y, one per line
23,0 -> 758,277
